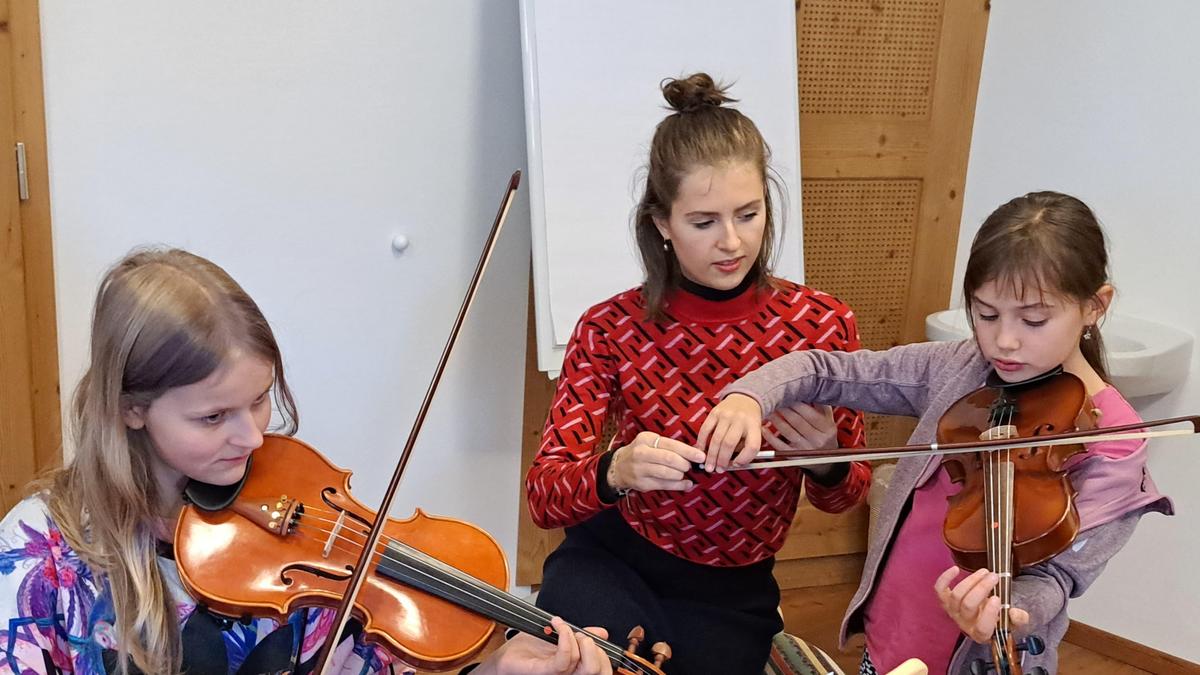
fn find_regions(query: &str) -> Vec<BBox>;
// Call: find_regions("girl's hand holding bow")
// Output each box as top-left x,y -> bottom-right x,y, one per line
698,395 -> 840,475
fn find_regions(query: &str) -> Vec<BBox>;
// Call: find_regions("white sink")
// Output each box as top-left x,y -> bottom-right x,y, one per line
925,309 -> 1194,398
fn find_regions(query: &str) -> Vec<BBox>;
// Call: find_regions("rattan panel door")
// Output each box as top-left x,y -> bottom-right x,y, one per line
772,0 -> 990,588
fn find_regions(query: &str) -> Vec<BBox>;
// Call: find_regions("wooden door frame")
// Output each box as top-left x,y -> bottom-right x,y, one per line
1,0 -> 61,512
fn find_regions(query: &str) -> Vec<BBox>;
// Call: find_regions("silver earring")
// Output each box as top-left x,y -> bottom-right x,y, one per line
1083,325 -> 1094,341
662,240 -> 672,252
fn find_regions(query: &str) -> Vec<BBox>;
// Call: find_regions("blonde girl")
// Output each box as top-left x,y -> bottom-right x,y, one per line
0,248 -> 609,675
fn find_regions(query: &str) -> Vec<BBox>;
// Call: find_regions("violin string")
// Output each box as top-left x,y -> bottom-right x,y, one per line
999,403 -> 1015,653
286,518 -> 582,639
284,527 -> 647,674
995,408 -> 1004,639
985,449 -> 1002,663
997,405 -> 1009,640
282,521 -> 647,672
290,506 -> 641,663
985,404 -> 1005,659
1003,404 -> 1014,638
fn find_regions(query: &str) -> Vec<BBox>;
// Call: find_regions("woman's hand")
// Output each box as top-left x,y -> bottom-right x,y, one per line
934,566 -> 1030,644
695,394 -> 765,472
764,403 -> 838,453
765,403 -> 840,478
474,618 -> 613,675
608,432 -> 707,493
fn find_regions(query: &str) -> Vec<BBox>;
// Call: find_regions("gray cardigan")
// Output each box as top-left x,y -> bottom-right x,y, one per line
723,339 -> 1172,675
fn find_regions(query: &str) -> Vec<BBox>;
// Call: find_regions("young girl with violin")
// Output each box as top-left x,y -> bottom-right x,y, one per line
0,248 -> 611,675
699,191 -> 1173,674
525,73 -> 871,674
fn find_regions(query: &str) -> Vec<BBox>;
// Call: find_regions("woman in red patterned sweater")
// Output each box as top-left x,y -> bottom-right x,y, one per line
525,73 -> 871,674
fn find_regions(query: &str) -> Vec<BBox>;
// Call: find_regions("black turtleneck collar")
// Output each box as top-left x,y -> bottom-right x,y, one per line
678,272 -> 755,302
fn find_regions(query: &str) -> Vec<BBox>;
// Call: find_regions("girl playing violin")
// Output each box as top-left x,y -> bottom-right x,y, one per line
0,248 -> 611,675
525,73 -> 870,674
699,191 -> 1172,674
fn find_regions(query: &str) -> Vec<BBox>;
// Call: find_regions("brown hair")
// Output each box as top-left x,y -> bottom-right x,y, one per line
40,247 -> 297,674
634,73 -> 783,320
963,191 -> 1111,379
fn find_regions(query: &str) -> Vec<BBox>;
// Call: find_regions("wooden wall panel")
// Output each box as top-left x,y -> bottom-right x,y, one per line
517,280 -> 563,585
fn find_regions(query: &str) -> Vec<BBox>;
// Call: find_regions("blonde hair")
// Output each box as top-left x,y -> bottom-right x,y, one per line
38,248 -> 297,674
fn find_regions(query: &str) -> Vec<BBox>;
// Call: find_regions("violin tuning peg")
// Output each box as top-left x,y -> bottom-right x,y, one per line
651,642 -> 672,667
1018,635 -> 1045,656
626,625 -> 645,653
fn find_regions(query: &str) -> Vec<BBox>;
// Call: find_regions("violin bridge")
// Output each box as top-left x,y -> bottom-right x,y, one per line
324,510 -> 347,559
980,424 -> 1019,441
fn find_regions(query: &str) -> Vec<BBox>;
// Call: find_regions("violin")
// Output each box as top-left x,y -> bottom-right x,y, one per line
728,369 -> 1198,675
175,434 -> 670,674
939,368 -> 1090,675
940,368 -> 1092,571
172,172 -> 669,674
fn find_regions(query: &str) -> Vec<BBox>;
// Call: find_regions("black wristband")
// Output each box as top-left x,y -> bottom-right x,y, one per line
803,462 -> 851,488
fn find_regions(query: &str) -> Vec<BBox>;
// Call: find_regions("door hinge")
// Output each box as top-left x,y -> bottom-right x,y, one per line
15,142 -> 30,201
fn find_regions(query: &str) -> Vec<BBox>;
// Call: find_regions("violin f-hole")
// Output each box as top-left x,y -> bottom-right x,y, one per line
321,488 -> 374,533
281,562 -> 355,586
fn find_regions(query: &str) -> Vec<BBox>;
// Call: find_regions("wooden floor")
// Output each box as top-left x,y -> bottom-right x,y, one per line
780,583 -> 1154,674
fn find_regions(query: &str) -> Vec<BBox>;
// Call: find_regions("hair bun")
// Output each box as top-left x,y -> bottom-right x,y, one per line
661,73 -> 736,113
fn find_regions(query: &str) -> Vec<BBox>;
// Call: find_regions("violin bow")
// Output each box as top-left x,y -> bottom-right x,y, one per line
314,171 -> 522,675
724,414 -> 1200,471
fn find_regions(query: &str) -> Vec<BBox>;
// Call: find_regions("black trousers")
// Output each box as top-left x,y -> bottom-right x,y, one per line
536,509 -> 783,675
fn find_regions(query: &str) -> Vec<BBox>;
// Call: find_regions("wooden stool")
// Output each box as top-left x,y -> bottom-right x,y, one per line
764,633 -> 927,675
764,633 -> 845,675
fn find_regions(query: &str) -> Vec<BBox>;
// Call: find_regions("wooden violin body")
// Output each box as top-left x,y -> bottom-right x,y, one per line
939,370 -> 1093,675
176,435 -> 669,674
939,371 -> 1097,571
175,434 -> 507,671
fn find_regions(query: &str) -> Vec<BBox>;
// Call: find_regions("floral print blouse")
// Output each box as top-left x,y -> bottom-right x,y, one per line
0,496 -> 414,674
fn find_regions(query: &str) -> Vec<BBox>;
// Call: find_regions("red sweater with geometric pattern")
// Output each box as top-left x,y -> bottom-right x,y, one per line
526,280 -> 871,567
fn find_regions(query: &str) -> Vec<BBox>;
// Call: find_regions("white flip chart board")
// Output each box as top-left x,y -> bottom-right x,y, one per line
520,0 -> 805,375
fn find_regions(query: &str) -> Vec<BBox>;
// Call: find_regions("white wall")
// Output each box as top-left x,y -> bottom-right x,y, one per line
955,1 -> 1200,660
40,2 -> 532,578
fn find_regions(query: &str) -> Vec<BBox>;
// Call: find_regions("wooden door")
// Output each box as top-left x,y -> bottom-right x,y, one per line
517,0 -> 990,587
0,0 -> 60,516
770,0 -> 991,588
